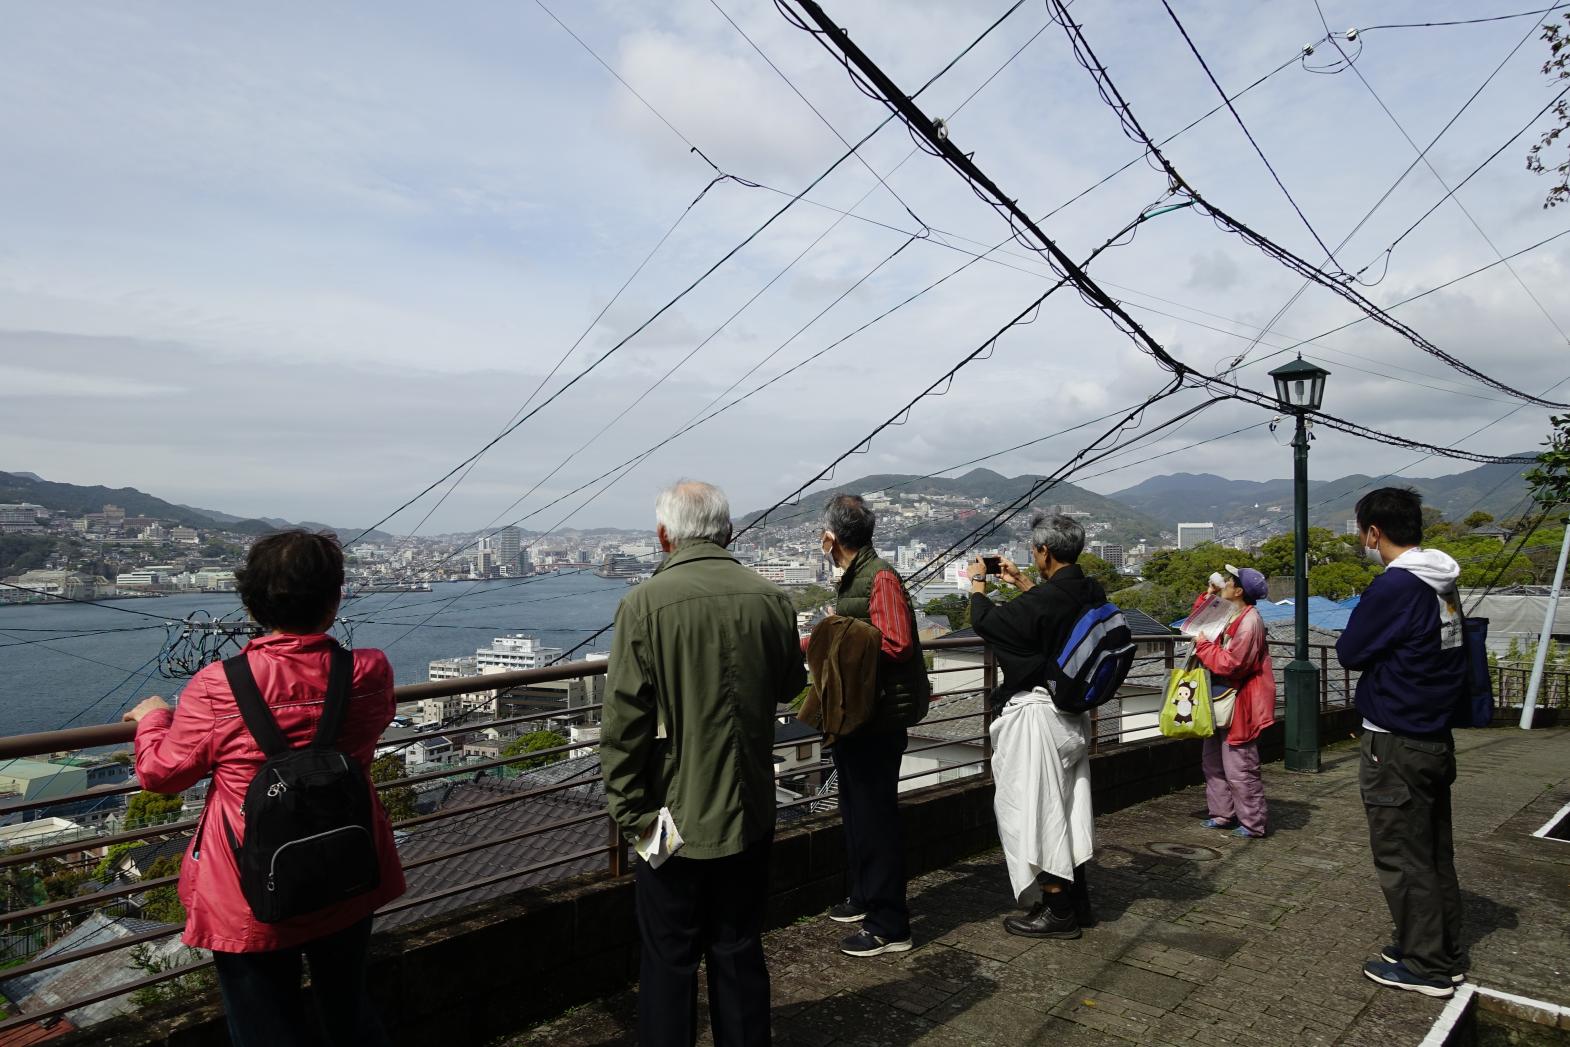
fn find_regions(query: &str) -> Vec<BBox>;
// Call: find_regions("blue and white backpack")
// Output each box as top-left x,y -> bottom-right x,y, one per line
1044,582 -> 1137,714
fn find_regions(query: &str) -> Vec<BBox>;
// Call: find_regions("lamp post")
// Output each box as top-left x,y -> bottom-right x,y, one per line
1269,356 -> 1330,773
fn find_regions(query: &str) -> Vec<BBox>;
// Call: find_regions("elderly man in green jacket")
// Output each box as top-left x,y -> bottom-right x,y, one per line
602,479 -> 807,1047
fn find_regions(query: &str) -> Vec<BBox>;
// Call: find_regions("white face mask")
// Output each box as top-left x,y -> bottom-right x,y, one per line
1364,538 -> 1385,566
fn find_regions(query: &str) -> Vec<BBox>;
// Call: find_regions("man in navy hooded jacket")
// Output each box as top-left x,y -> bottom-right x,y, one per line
1336,487 -> 1466,1000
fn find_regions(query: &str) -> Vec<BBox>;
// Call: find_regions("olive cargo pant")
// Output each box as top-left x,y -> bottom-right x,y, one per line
1359,730 -> 1463,981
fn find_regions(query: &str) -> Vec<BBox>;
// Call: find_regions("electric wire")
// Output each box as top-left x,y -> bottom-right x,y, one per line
1159,0 -> 1348,273
1041,0 -> 1570,411
346,0 -> 1035,549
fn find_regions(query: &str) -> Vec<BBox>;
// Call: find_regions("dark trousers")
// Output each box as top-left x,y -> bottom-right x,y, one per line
211,916 -> 388,1047
832,728 -> 910,940
634,836 -> 771,1047
1360,730 -> 1463,980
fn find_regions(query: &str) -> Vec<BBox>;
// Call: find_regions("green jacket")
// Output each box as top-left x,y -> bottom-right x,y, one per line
601,539 -> 808,860
834,547 -> 931,733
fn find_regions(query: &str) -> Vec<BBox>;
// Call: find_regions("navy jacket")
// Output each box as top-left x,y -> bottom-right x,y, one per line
1336,565 -> 1465,737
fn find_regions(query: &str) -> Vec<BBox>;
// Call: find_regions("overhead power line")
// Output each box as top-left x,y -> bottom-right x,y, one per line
1158,0 -> 1347,274
347,0 -> 1034,547
1040,0 -> 1570,411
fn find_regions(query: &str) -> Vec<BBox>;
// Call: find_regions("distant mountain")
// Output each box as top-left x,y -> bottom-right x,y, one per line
1111,458 -> 1536,531
0,471 -> 395,542
740,468 -> 1169,544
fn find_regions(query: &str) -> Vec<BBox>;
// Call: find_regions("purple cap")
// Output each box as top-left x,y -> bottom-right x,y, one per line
1225,563 -> 1269,602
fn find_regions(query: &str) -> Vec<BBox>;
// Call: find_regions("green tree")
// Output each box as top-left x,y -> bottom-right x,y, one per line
790,584 -> 835,613
1079,553 -> 1134,594
127,943 -> 214,1008
124,791 -> 183,830
1307,562 -> 1376,600
1525,414 -> 1570,507
369,755 -> 417,823
138,855 -> 186,925
1527,15 -> 1570,207
96,841 -> 146,881
1111,583 -> 1193,628
1142,545 -> 1254,599
1463,510 -> 1496,531
502,730 -> 567,772
923,594 -> 971,631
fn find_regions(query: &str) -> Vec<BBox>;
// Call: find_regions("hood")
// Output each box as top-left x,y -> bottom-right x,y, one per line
1386,547 -> 1461,592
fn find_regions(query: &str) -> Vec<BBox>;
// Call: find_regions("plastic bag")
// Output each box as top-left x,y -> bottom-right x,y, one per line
1159,659 -> 1215,739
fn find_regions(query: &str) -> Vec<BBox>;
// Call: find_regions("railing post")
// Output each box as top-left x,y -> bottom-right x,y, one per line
1164,640 -> 1176,672
607,815 -> 628,877
1319,646 -> 1328,709
981,644 -> 997,762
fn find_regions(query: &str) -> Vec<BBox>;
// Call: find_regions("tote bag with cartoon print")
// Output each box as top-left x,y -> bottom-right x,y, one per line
1159,657 -> 1215,739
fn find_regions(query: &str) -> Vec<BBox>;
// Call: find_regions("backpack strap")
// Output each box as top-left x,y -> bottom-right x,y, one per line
310,644 -> 354,750
221,643 -> 354,757
222,653 -> 291,758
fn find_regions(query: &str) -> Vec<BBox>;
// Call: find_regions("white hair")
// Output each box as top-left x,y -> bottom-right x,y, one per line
655,480 -> 732,545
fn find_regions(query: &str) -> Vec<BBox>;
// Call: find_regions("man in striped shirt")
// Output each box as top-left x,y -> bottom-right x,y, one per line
818,494 -> 930,957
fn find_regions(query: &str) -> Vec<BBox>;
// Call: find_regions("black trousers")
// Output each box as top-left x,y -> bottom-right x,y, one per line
832,728 -> 910,940
634,836 -> 771,1047
1360,730 -> 1463,980
211,916 -> 388,1047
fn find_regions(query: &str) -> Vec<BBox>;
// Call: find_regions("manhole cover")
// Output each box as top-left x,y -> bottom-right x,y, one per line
1147,842 -> 1221,861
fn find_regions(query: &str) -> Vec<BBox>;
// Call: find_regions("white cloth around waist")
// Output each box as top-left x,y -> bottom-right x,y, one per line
989,688 -> 1095,900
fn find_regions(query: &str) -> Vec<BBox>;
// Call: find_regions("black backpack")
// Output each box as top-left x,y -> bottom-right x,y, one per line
221,644 -> 381,923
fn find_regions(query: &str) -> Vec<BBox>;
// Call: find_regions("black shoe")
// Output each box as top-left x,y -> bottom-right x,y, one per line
1379,945 -> 1466,984
1362,959 -> 1454,998
839,930 -> 912,957
827,899 -> 866,924
1003,902 -> 1081,940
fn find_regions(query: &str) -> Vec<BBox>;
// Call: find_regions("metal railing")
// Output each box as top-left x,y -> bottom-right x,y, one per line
0,630 -> 1356,1033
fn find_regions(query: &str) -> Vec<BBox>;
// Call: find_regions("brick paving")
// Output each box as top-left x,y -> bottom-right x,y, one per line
501,728 -> 1570,1046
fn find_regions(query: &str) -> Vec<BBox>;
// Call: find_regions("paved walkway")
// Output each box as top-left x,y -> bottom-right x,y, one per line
502,728 -> 1570,1046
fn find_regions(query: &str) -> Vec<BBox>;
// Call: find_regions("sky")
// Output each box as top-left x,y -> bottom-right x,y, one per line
2,0 -> 1567,536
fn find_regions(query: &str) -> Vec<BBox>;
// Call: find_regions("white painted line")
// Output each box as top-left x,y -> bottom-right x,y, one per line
1474,984 -> 1570,1024
1530,796 -> 1570,841
1419,983 -> 1473,1047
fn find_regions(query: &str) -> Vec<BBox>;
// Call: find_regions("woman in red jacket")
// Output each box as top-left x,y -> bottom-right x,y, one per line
1191,565 -> 1276,839
124,530 -> 405,1047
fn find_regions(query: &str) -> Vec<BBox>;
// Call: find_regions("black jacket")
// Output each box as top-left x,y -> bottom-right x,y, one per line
969,564 -> 1108,711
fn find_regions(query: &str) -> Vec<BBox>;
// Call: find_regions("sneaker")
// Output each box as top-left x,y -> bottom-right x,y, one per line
1201,817 -> 1237,830
1231,826 -> 1265,838
839,930 -> 912,957
827,899 -> 866,924
1379,945 -> 1466,984
1362,959 -> 1454,998
1002,902 -> 1082,940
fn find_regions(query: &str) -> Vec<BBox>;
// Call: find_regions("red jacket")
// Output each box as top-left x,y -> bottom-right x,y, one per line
1192,606 -> 1277,746
133,633 -> 407,953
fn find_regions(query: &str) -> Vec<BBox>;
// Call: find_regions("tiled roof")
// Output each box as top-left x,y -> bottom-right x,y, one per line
0,912 -> 194,1030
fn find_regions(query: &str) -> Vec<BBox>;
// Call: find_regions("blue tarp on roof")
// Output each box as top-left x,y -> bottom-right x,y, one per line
1175,597 -> 1355,631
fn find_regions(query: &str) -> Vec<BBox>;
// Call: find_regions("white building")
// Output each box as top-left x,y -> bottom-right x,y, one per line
420,656 -> 479,725
0,503 -> 45,529
1176,523 -> 1217,550
476,635 -> 563,674
753,560 -> 819,586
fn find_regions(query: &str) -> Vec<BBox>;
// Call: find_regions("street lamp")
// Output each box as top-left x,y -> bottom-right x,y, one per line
1269,356 -> 1331,773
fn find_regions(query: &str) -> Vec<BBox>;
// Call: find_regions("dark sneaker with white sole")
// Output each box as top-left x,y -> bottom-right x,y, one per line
1362,959 -> 1454,998
1379,945 -> 1466,984
827,900 -> 866,924
839,930 -> 912,957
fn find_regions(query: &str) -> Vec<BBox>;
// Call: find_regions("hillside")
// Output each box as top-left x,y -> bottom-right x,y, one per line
740,468 -> 1169,545
0,471 -> 394,542
1111,459 -> 1535,531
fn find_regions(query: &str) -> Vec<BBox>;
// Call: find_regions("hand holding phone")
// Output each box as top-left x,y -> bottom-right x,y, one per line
982,555 -> 1002,574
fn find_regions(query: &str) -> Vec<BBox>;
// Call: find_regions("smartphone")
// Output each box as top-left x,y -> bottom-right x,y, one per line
982,555 -> 1002,574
